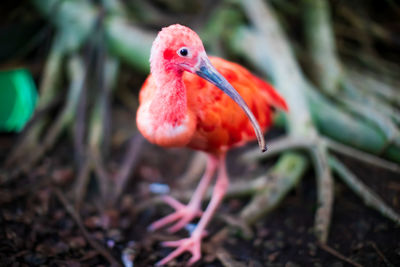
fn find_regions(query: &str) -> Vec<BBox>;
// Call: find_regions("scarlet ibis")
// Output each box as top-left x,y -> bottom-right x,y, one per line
137,24 -> 288,266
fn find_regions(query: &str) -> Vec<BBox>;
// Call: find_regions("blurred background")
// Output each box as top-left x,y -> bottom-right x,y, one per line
1,0 -> 399,266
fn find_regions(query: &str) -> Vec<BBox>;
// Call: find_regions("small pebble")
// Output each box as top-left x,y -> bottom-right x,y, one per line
107,239 -> 115,248
68,236 -> 86,249
149,183 -> 170,195
52,168 -> 73,185
84,216 -> 102,229
122,248 -> 136,267
185,223 -> 197,234
107,228 -> 122,242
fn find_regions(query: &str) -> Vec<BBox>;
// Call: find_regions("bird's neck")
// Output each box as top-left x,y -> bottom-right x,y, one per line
151,68 -> 187,126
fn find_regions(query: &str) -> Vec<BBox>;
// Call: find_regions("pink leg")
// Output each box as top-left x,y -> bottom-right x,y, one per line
149,155 -> 218,233
157,154 -> 229,266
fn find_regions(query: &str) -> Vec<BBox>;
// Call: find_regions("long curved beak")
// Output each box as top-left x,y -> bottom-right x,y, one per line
195,56 -> 267,152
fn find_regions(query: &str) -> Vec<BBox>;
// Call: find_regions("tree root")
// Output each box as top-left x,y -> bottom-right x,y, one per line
19,0 -> 400,260
232,0 -> 400,243
303,0 -> 400,155
324,138 -> 400,173
22,55 -> 86,172
312,143 -> 334,243
329,156 -> 400,224
240,152 -> 309,225
111,133 -> 145,205
368,241 -> 395,267
6,33 -> 66,168
318,242 -> 363,267
242,136 -> 400,173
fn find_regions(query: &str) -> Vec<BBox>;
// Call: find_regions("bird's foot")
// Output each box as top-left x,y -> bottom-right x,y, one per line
149,195 -> 202,233
156,234 -> 203,266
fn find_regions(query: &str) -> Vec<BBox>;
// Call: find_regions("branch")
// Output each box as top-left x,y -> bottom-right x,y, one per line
329,156 -> 400,224
324,138 -> 400,173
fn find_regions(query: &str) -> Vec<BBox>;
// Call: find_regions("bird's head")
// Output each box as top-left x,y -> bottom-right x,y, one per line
150,24 -> 206,74
150,24 -> 267,152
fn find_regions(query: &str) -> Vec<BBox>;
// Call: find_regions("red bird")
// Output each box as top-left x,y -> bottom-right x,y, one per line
137,24 -> 288,266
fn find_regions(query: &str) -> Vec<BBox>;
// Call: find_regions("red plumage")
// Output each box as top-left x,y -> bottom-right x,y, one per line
138,56 -> 287,154
136,24 -> 288,266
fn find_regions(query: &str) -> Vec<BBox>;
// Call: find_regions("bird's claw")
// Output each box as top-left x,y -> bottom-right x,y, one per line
148,195 -> 202,233
156,235 -> 203,266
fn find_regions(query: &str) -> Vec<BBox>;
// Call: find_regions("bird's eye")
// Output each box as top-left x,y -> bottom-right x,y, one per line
178,47 -> 189,57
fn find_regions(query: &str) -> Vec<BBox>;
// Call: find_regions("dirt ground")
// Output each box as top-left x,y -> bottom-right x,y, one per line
1,120 -> 399,267
1,0 -> 400,266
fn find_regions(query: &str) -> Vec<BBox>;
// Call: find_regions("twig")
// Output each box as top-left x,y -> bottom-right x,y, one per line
88,53 -> 120,203
54,188 -> 120,266
368,241 -> 394,267
240,136 -> 314,163
178,152 -> 207,187
75,9 -> 109,166
329,156 -> 400,224
216,248 -> 246,267
74,59 -> 88,168
318,242 -> 363,267
324,138 -> 400,173
111,134 -> 144,205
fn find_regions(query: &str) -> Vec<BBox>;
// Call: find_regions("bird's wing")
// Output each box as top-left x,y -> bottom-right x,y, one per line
184,56 -> 287,153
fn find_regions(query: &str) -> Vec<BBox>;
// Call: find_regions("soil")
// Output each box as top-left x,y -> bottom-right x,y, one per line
1,0 -> 399,266
1,123 -> 399,267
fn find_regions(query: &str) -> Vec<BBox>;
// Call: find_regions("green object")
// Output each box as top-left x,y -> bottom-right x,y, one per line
0,69 -> 38,132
